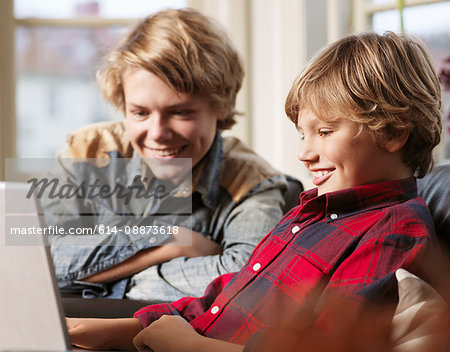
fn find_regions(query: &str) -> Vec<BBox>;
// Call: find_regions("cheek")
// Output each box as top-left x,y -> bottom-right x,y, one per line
188,119 -> 217,144
203,125 -> 219,148
177,124 -> 198,139
343,147 -> 376,182
125,120 -> 144,144
323,143 -> 345,164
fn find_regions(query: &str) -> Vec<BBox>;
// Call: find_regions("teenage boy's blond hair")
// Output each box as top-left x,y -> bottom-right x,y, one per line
285,32 -> 442,177
98,8 -> 244,130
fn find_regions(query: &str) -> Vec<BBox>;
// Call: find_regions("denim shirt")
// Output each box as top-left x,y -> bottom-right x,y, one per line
41,121 -> 289,301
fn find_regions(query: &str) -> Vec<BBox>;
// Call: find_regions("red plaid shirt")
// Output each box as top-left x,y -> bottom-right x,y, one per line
134,177 -> 435,345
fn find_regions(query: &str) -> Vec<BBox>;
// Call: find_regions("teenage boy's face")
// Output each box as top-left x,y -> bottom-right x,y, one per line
123,68 -> 224,180
296,109 -> 401,195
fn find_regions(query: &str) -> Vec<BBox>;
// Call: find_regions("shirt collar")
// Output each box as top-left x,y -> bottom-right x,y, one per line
192,133 -> 222,210
299,178 -> 418,222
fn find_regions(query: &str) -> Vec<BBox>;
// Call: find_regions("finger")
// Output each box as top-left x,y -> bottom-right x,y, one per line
134,342 -> 153,352
65,317 -> 75,330
133,331 -> 151,352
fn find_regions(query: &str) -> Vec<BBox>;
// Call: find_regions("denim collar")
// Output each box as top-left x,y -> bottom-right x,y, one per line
192,133 -> 222,211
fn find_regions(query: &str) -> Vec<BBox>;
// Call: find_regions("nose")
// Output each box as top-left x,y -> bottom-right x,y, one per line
297,137 -> 317,163
148,114 -> 172,141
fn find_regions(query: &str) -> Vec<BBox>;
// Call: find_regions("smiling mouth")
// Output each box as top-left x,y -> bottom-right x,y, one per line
148,145 -> 187,157
311,169 -> 335,185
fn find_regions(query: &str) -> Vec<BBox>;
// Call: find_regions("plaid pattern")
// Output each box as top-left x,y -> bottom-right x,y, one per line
134,177 -> 435,344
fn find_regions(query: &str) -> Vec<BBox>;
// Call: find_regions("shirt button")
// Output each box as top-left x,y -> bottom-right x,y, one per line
182,187 -> 190,194
330,213 -> 338,220
292,226 -> 300,234
252,263 -> 261,271
149,236 -> 157,244
211,306 -> 220,314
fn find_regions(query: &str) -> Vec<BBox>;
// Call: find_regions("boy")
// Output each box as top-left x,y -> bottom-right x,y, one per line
67,31 -> 442,352
42,8 -> 291,301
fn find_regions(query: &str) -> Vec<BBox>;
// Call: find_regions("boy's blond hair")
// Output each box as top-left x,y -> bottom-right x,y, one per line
285,32 -> 442,177
98,8 -> 244,130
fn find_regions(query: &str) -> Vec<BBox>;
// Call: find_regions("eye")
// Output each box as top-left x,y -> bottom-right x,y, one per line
318,130 -> 333,137
171,110 -> 193,118
128,110 -> 149,120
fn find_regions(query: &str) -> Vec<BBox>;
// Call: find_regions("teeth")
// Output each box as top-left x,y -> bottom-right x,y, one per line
315,170 -> 329,177
151,147 -> 183,156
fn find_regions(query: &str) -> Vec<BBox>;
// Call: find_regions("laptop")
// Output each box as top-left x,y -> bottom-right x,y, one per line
0,181 -> 72,351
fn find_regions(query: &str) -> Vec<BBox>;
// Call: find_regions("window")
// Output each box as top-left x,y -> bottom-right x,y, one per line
354,0 -> 450,162
13,0 -> 186,159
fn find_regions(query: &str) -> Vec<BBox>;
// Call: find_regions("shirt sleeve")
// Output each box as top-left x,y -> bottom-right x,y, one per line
138,186 -> 286,300
244,202 -> 436,351
133,272 -> 236,328
321,204 -> 434,312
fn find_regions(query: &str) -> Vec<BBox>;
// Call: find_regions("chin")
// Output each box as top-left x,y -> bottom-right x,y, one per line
150,161 -> 192,184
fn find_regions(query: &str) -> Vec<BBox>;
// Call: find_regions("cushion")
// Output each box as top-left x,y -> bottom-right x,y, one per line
417,162 -> 450,248
392,269 -> 449,352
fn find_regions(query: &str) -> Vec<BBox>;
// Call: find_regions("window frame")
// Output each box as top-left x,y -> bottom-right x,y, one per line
352,0 -> 448,32
0,0 -> 184,180
0,0 -> 249,181
0,0 -> 15,180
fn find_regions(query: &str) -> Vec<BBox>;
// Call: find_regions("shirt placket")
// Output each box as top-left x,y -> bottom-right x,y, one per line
196,212 -> 310,335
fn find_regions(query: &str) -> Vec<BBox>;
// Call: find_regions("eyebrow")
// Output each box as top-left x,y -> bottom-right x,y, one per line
126,103 -> 146,109
166,102 -> 195,110
126,102 -> 195,110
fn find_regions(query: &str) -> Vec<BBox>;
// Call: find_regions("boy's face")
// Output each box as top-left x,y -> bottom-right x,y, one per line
296,109 -> 407,195
123,68 -> 224,181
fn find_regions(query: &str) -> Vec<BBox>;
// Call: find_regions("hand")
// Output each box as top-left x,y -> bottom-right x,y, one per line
133,315 -> 200,352
66,317 -> 109,350
67,317 -> 142,350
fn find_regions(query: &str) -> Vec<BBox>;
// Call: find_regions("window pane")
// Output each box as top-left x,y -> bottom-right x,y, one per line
372,9 -> 401,33
372,2 -> 450,161
15,26 -> 125,158
372,2 -> 450,36
14,0 -> 187,159
15,0 -> 187,19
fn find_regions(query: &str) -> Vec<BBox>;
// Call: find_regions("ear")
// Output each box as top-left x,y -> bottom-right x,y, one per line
385,129 -> 410,153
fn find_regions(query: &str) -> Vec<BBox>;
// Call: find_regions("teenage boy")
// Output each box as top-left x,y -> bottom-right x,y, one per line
66,31 -> 442,352
42,8 -> 291,301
